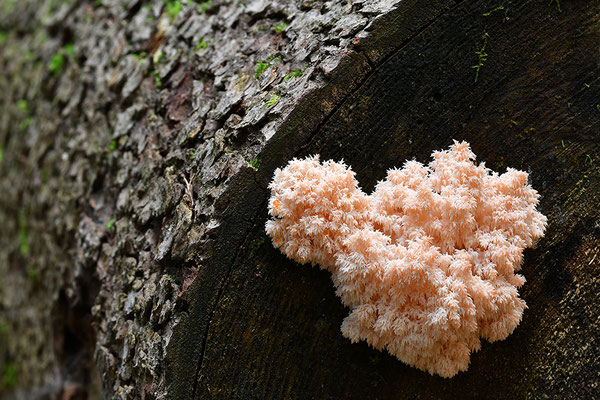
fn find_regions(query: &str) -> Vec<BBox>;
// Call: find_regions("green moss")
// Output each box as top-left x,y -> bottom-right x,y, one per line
3,0 -> 15,14
153,50 -> 165,66
263,94 -> 280,109
24,50 -> 34,62
248,157 -> 261,171
272,22 -> 288,32
484,5 -> 510,22
63,43 -> 75,58
17,99 -> 27,112
152,70 -> 163,87
195,37 -> 212,52
0,321 -> 8,336
27,267 -> 38,282
483,6 -> 504,16
0,31 -> 7,45
145,4 -> 154,20
18,117 -> 33,131
283,69 -> 303,82
197,0 -> 211,14
165,0 -> 182,21
1,361 -> 16,390
48,53 -> 64,75
106,217 -> 116,230
18,212 -> 29,256
132,51 -> 148,62
255,60 -> 269,79
472,32 -> 490,83
48,43 -> 76,76
585,154 -> 593,165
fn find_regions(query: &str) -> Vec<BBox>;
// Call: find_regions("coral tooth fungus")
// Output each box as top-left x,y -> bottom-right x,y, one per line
266,141 -> 547,377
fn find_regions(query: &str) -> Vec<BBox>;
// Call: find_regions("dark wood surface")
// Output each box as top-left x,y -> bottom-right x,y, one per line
170,0 -> 599,398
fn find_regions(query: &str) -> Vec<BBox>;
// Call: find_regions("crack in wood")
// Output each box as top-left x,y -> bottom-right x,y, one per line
295,0 -> 466,158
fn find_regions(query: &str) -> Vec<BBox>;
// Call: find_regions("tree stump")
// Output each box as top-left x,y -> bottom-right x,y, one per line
0,0 -> 598,399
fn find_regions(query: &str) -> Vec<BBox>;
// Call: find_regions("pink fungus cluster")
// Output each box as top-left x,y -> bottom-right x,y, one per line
265,141 -> 547,377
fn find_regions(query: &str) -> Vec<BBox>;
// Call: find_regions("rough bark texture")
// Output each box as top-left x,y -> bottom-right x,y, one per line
0,0 -> 598,399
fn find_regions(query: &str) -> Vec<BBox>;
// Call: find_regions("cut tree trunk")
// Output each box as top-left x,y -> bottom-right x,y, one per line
0,0 -> 598,399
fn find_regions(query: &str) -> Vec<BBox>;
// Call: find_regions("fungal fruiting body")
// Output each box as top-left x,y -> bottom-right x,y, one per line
265,141 -> 547,378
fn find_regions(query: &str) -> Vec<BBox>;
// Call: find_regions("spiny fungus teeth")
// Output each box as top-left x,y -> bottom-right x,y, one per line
265,141 -> 547,378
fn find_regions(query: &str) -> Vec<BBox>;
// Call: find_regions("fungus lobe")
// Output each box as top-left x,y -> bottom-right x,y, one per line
265,141 -> 547,377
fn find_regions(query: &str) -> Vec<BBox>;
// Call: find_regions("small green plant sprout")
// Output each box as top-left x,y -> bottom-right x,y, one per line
48,53 -> 64,75
549,0 -> 561,12
24,50 -> 34,62
483,5 -> 509,21
106,217 -> 116,230
17,99 -> 27,112
152,70 -> 163,87
268,54 -> 282,62
195,37 -> 211,52
107,139 -> 117,152
247,157 -> 260,171
483,6 -> 504,16
3,0 -> 15,14
132,51 -> 148,62
255,60 -> 269,79
153,50 -> 165,64
264,94 -> 280,109
0,31 -> 7,45
2,361 -> 16,390
145,4 -> 155,21
27,267 -> 38,282
63,43 -> 75,58
0,321 -> 8,336
47,43 -> 75,76
254,60 -> 271,79
586,154 -> 594,165
18,117 -> 33,131
197,0 -> 211,14
18,213 -> 29,256
17,100 -> 32,130
165,0 -> 182,21
584,83 -> 590,88
283,69 -> 303,82
272,22 -> 288,32
472,32 -> 490,83
188,149 -> 196,159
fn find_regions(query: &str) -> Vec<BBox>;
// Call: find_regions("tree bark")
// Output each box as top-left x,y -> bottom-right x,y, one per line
0,0 -> 598,399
